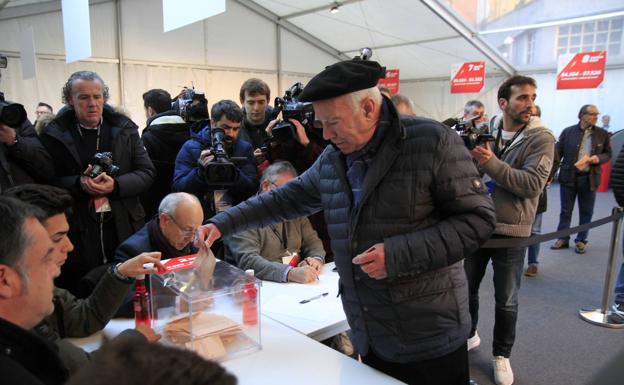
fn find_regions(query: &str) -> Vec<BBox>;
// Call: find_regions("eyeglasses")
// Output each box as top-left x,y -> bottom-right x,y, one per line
585,112 -> 600,116
166,214 -> 196,237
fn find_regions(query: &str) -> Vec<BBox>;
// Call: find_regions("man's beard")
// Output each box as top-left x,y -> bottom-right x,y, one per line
507,107 -> 531,126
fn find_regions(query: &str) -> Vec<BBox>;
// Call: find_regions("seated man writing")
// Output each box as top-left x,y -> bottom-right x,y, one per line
224,161 -> 325,283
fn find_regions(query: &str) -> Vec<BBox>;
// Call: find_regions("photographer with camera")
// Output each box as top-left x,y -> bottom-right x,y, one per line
0,94 -> 53,191
140,89 -> 190,219
173,100 -> 257,223
465,76 -> 555,385
40,71 -> 155,298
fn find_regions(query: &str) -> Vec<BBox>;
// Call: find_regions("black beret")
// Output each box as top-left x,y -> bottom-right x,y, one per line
299,60 -> 386,102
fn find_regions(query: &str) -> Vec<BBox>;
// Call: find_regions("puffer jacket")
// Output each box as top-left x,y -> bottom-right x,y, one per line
483,116 -> 556,237
210,99 -> 496,362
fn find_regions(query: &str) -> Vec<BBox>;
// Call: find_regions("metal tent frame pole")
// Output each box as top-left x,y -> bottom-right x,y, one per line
579,207 -> 624,328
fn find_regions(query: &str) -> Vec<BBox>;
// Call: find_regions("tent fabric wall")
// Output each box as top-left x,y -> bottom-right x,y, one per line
403,68 -> 624,138
0,0 -> 330,129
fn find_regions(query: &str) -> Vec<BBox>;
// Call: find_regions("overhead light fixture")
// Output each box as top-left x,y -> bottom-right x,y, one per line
330,3 -> 340,14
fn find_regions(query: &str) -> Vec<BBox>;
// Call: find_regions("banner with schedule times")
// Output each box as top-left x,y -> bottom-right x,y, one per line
557,51 -> 607,90
450,61 -> 485,94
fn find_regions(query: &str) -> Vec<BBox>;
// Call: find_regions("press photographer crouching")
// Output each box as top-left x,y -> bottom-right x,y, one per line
173,99 -> 257,224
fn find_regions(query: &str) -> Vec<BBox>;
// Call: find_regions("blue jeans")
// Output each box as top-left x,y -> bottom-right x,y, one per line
615,237 -> 624,305
527,213 -> 543,265
465,240 -> 526,358
556,175 -> 596,243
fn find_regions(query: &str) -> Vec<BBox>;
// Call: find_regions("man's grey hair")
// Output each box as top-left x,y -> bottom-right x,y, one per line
260,161 -> 298,188
0,197 -> 45,286
62,70 -> 110,104
463,100 -> 484,117
346,86 -> 383,111
158,192 -> 201,218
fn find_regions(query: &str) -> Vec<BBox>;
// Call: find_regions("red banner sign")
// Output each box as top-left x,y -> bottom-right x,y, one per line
450,61 -> 485,93
377,69 -> 400,95
557,51 -> 607,90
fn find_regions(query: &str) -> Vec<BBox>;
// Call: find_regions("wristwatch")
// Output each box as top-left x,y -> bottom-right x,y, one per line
111,262 -> 133,283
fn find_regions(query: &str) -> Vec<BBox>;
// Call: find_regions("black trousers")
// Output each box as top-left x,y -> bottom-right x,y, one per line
362,343 -> 469,385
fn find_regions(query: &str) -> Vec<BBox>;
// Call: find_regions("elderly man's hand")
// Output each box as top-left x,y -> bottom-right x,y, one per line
352,243 -> 387,280
196,223 -> 222,249
0,123 -> 17,145
469,142 -> 494,166
117,251 -> 164,277
298,257 -> 323,272
288,265 -> 319,283
134,324 -> 161,343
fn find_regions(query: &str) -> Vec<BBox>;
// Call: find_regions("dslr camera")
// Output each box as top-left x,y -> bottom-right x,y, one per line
269,82 -> 315,144
88,152 -> 120,178
453,116 -> 494,150
0,98 -> 27,128
202,126 -> 240,186
173,86 -> 209,123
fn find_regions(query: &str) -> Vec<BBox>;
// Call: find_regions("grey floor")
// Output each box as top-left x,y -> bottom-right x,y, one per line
468,184 -> 624,385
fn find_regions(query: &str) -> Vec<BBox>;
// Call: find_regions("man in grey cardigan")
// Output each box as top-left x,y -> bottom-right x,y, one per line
198,57 -> 495,385
468,75 -> 555,385
224,161 -> 325,283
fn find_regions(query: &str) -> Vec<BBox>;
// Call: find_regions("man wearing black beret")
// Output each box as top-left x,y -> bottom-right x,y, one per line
198,58 -> 496,385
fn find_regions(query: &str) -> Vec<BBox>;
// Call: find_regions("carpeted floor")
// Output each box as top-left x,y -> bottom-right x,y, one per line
468,184 -> 624,385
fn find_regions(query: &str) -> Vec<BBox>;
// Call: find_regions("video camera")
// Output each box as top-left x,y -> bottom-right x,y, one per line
453,116 -> 494,150
269,82 -> 315,144
173,86 -> 209,123
202,126 -> 245,186
88,152 -> 120,178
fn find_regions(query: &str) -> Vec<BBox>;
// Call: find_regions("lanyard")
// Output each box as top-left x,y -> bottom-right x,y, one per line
496,124 -> 526,158
77,122 -> 102,151
270,223 -> 288,251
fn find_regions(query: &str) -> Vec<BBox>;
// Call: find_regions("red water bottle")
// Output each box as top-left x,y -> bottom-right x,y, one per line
133,275 -> 152,327
242,269 -> 258,326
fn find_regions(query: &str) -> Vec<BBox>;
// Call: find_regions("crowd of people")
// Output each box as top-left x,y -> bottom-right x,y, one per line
0,56 -> 619,385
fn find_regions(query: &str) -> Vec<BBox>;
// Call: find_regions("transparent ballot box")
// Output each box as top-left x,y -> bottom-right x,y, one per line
150,258 -> 261,361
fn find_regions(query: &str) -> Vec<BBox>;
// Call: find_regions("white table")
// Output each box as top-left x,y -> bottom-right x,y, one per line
68,317 -> 405,385
260,262 -> 349,341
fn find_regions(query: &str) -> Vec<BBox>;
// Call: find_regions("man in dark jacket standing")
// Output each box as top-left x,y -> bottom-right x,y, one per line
40,71 -> 155,297
140,88 -> 190,219
198,58 -> 496,385
551,104 -> 611,254
608,146 -> 624,317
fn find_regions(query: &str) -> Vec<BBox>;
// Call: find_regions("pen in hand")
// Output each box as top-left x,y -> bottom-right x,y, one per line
299,292 -> 329,304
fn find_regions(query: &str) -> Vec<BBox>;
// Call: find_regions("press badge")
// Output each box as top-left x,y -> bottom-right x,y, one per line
94,197 -> 112,213
213,190 -> 233,213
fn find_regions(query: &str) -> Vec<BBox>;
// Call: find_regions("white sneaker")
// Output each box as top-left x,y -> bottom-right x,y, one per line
467,331 -> 481,351
493,356 -> 514,385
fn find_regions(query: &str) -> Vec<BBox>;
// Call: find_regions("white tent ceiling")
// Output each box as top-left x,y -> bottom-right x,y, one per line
244,0 -> 514,80
0,0 -> 516,81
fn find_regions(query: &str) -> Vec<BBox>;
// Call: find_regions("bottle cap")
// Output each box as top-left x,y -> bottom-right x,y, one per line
245,269 -> 254,277
136,274 -> 145,280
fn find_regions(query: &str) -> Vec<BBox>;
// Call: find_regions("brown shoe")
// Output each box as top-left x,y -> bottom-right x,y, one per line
575,242 -> 587,254
524,264 -> 538,277
550,239 -> 569,249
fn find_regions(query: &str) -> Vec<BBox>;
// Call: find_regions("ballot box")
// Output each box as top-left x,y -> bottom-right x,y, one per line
149,256 -> 261,361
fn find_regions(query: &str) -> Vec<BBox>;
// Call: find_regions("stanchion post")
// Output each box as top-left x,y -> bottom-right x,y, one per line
579,207 -> 624,328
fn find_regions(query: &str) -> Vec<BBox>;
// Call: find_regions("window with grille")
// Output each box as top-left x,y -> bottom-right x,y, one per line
556,17 -> 622,57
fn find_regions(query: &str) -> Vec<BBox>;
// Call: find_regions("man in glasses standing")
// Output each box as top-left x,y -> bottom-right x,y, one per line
551,104 -> 611,254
